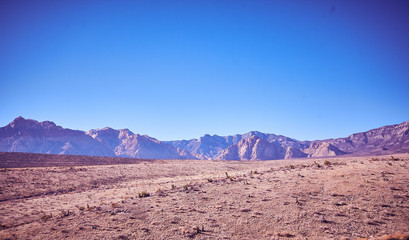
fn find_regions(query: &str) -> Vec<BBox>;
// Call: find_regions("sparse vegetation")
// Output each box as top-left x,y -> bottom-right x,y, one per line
87,204 -> 95,211
225,172 -> 233,181
1,154 -> 408,240
138,191 -> 150,198
40,213 -> 52,222
60,210 -> 71,218
324,160 -> 331,166
156,188 -> 167,196
391,156 -> 400,161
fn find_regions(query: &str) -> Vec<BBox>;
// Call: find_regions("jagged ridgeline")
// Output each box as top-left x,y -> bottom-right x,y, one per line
1,117 -> 408,160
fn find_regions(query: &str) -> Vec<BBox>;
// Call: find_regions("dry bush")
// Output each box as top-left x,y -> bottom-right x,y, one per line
138,191 -> 150,198
40,214 -> 52,222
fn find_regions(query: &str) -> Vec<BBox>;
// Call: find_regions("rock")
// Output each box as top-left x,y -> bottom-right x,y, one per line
216,136 -> 286,160
285,147 -> 307,159
302,142 -> 345,158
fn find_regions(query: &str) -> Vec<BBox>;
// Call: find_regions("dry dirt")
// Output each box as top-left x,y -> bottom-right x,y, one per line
0,153 -> 409,240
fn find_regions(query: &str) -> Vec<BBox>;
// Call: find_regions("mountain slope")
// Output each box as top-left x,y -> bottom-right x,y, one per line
216,136 -> 286,160
1,117 -> 408,160
0,117 -> 192,159
0,117 -> 114,157
86,127 -> 195,159
166,131 -> 306,160
303,142 -> 345,158
322,120 -> 409,156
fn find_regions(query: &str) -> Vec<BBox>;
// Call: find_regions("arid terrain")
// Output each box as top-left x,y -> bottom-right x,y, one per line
1,152 -> 408,240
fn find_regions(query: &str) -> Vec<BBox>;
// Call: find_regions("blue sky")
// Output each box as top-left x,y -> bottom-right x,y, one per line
1,0 -> 409,141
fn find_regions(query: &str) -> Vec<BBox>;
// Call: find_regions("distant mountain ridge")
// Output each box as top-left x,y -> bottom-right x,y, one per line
166,131 -> 306,160
0,117 -> 190,159
0,116 -> 408,160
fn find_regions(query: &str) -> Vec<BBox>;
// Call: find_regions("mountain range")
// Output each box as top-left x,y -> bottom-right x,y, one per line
0,116 -> 408,160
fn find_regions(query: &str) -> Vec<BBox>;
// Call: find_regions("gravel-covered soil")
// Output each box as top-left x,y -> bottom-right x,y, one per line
0,153 -> 408,239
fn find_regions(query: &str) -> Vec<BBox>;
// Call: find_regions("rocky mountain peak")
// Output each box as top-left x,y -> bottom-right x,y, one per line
9,116 -> 41,129
216,135 -> 286,160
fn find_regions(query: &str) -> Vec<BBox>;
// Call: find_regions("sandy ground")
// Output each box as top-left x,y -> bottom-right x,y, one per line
0,153 -> 408,240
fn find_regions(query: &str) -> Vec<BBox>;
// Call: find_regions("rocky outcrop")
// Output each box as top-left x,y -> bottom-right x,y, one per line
284,147 -> 307,159
86,127 -> 133,152
302,142 -> 345,158
167,131 -> 304,160
113,134 -> 183,159
216,136 -> 286,160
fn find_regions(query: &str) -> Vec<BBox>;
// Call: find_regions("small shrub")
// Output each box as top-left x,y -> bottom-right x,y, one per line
207,178 -> 213,183
225,172 -> 233,181
289,165 -> 295,169
171,184 -> 176,190
156,188 -> 167,196
324,160 -> 331,166
41,213 -> 52,222
60,210 -> 71,218
391,156 -> 400,161
138,191 -> 150,198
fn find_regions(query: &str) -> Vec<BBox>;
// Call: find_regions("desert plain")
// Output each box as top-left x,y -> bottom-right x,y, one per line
0,152 -> 408,240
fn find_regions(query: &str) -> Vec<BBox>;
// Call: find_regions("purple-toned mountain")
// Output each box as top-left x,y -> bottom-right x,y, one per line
86,127 -> 195,159
0,117 -> 113,157
167,121 -> 409,160
166,131 -> 305,160
0,117 -> 192,159
216,135 -> 286,160
1,117 -> 408,160
321,120 -> 409,156
215,136 -> 343,160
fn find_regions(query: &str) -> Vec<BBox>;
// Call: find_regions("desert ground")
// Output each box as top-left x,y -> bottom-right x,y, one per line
0,153 -> 408,240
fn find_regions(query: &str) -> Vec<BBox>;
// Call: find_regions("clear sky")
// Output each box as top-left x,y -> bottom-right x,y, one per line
1,0 -> 409,141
